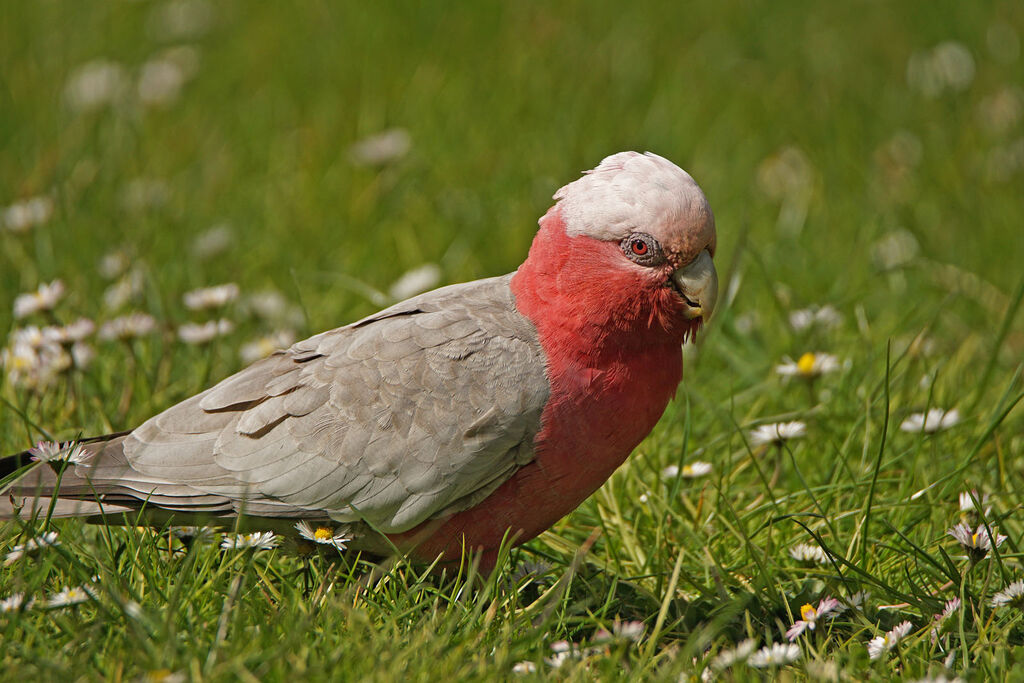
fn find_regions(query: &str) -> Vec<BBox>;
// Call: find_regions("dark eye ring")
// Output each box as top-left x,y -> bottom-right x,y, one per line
621,233 -> 664,266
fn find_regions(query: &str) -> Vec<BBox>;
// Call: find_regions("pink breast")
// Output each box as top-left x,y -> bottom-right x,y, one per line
391,341 -> 681,566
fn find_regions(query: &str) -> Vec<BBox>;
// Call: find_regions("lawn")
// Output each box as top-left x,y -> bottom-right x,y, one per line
1,1 -> 1023,680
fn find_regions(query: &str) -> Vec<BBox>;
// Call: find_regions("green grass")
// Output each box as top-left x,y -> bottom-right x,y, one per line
2,1 -> 1023,680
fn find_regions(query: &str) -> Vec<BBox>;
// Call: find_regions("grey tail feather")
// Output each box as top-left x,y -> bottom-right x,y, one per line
0,431 -> 130,480
0,433 -> 345,536
0,431 -> 135,521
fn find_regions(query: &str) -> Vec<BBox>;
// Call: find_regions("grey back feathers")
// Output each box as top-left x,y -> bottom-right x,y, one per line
12,274 -> 550,534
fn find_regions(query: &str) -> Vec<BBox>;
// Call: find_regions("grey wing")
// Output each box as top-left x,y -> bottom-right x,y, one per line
115,274 -> 549,532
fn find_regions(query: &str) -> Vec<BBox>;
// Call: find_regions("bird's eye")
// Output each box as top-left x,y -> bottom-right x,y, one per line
620,233 -> 664,266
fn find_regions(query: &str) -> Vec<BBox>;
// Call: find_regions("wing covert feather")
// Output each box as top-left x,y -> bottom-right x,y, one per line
116,274 -> 549,532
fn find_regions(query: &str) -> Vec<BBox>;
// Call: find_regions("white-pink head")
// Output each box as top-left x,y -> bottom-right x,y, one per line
554,152 -> 716,266
517,152 -> 718,339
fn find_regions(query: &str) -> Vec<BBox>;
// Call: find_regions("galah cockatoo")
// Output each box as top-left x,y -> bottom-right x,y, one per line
2,152 -> 718,566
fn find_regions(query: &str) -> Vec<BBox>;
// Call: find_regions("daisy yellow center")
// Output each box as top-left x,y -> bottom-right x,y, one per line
314,527 -> 333,542
971,532 -> 979,546
682,465 -> 694,476
800,603 -> 816,621
797,352 -> 816,375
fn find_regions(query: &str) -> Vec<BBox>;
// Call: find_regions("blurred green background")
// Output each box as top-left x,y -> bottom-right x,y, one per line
2,2 -> 1024,679
3,1 -> 1021,320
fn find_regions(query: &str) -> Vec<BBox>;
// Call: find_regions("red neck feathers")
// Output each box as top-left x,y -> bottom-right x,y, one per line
506,210 -> 692,518
511,210 -> 700,357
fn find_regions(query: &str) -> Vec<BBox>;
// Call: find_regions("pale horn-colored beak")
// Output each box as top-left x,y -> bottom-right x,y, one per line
671,249 -> 718,321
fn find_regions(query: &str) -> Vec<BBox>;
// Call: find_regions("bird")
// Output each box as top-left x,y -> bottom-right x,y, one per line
2,151 -> 718,568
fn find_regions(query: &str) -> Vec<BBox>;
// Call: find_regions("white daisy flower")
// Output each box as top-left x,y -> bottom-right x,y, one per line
2,348 -> 30,388
900,409 -> 960,433
612,619 -> 645,642
9,326 -> 47,348
544,640 -> 579,669
46,585 -> 93,608
757,146 -> 812,201
177,319 -> 234,345
937,597 -> 960,621
241,290 -> 304,327
137,56 -> 187,107
388,263 -> 441,301
191,224 -> 234,259
71,341 -> 95,370
931,597 -> 961,641
776,352 -> 840,379
294,521 -> 352,551
747,642 -> 800,668
99,313 -> 157,341
844,590 -> 871,611
4,531 -> 61,565
98,249 -> 131,280
1,342 -> 38,384
1,334 -> 72,390
749,421 -> 806,447
220,531 -> 278,550
42,318 -> 96,345
103,269 -> 145,310
13,280 -> 66,319
122,600 -> 145,621
37,344 -> 71,378
666,461 -> 713,479
786,596 -> 840,640
789,305 -> 842,331
907,42 -> 975,97
3,195 -> 54,233
64,58 -> 127,114
0,593 -> 33,613
711,638 -> 757,670
991,580 -> 1024,610
64,59 -> 127,112
139,670 -> 186,683
28,440 -> 88,464
958,490 -> 991,515
872,229 -> 920,271
681,461 -> 713,478
349,128 -> 411,167
867,621 -> 913,660
239,330 -> 296,364
789,542 -> 828,565
511,661 -> 537,675
183,283 -> 240,310
948,522 -> 1006,561
593,618 -> 646,644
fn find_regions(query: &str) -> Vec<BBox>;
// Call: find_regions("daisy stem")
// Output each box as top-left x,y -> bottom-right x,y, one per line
200,343 -> 215,388
768,444 -> 783,489
116,341 -> 136,418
